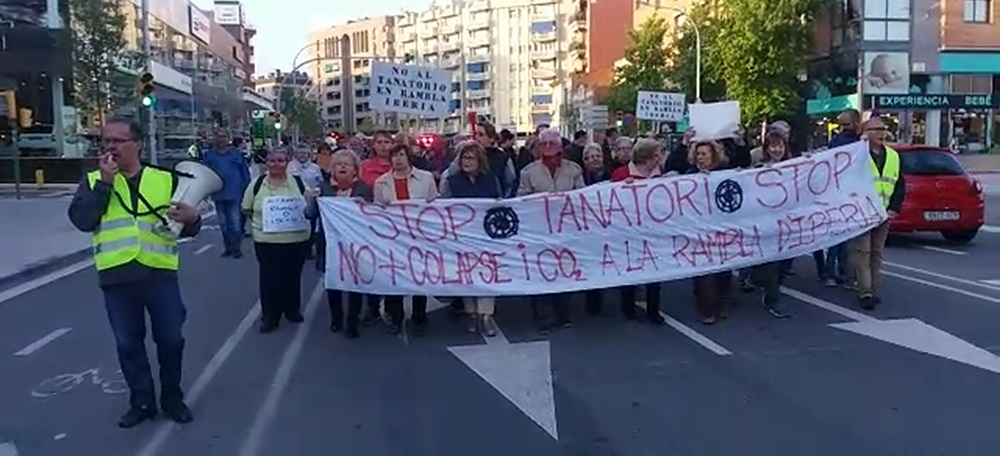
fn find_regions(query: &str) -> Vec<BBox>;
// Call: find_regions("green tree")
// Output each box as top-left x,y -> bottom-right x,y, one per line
69,0 -> 136,125
663,0 -> 728,103
280,88 -> 323,137
712,0 -> 828,121
604,16 -> 673,114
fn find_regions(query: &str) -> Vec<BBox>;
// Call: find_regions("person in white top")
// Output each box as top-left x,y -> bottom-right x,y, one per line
286,147 -> 324,258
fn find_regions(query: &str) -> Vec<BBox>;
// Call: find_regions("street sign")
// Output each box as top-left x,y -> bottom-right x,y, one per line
251,110 -> 267,119
579,105 -> 608,129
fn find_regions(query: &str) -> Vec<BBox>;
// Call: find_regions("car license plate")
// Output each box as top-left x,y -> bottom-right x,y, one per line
923,211 -> 960,221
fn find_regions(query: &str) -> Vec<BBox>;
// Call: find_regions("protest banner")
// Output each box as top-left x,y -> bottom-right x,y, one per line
370,61 -> 451,117
635,91 -> 686,122
318,142 -> 885,296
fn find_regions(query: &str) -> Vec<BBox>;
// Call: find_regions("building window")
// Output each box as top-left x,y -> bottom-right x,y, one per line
964,0 -> 990,22
863,20 -> 910,41
864,0 -> 910,19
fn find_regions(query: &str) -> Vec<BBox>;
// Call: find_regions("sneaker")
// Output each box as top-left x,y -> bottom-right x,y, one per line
480,315 -> 497,337
762,293 -> 790,319
859,295 -> 876,310
824,278 -> 837,288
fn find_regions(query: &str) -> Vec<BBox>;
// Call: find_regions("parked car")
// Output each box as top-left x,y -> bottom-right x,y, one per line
888,144 -> 985,244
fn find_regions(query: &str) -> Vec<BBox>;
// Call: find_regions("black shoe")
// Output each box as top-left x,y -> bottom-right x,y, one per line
232,251 -> 243,259
646,313 -> 666,325
118,405 -> 156,428
411,319 -> 428,337
329,322 -> 343,333
387,323 -> 402,335
285,313 -> 305,323
345,326 -> 359,339
161,400 -> 193,423
259,321 -> 279,333
859,296 -> 876,311
221,251 -> 233,258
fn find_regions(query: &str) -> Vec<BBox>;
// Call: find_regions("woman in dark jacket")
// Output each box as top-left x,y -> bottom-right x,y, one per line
439,140 -> 502,336
306,149 -> 375,339
748,132 -> 793,319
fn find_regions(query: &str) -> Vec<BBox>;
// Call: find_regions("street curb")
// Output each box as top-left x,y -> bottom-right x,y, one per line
0,247 -> 92,290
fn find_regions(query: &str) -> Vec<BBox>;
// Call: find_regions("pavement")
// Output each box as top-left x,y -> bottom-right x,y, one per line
0,198 -> 91,287
1,201 -> 1000,455
959,153 -> 1000,174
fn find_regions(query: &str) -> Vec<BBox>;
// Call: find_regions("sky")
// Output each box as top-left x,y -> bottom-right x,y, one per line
192,0 -> 414,76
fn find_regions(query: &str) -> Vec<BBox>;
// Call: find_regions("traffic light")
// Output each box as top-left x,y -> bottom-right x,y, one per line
615,110 -> 624,127
138,72 -> 156,107
18,108 -> 34,129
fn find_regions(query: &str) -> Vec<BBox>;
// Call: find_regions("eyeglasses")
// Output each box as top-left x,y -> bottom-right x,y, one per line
101,137 -> 134,145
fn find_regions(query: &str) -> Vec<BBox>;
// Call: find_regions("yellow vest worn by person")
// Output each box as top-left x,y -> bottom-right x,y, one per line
86,167 -> 179,271
868,145 -> 901,208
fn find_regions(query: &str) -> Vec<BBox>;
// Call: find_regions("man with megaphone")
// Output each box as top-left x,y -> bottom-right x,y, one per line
68,118 -> 209,429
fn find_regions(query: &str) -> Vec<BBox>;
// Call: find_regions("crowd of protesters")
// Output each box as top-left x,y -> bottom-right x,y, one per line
205,108 -> 903,340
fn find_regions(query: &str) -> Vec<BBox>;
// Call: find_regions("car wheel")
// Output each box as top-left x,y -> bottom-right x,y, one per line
940,230 -> 978,245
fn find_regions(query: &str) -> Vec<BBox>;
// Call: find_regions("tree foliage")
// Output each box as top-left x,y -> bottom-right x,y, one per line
604,17 -> 672,114
659,0 -> 827,121
70,0 -> 137,124
280,88 -> 322,137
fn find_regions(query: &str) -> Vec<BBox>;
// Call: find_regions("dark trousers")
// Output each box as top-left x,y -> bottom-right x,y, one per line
215,200 -> 243,254
307,218 -> 318,257
531,293 -> 570,323
384,295 -> 428,324
752,261 -> 783,305
254,241 -> 307,324
327,290 -> 363,328
102,276 -> 187,409
692,272 -> 733,318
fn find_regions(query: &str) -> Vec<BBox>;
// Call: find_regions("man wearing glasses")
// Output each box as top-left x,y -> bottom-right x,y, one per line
68,119 -> 201,428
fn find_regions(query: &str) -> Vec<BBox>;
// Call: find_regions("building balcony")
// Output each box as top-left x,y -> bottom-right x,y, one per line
531,31 -> 557,42
466,89 -> 490,99
532,68 -> 558,80
467,17 -> 491,30
468,0 -> 489,12
533,48 -> 558,60
440,40 -> 460,52
401,32 -> 416,42
421,44 -> 439,55
420,10 -> 436,22
398,15 -> 413,27
443,23 -> 462,34
467,71 -> 490,81
467,35 -> 491,48
531,103 -> 552,113
439,57 -> 460,68
467,54 -> 491,64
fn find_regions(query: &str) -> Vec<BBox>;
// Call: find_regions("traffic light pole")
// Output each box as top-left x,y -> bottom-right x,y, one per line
140,0 -> 157,165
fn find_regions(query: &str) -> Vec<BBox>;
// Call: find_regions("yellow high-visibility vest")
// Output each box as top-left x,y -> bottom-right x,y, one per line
869,146 -> 901,208
86,167 -> 179,271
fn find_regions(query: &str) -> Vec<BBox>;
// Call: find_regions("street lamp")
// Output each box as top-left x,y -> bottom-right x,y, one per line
274,41 -> 319,123
666,8 -> 702,103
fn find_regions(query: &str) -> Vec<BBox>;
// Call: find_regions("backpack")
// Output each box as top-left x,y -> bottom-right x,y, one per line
252,175 -> 305,198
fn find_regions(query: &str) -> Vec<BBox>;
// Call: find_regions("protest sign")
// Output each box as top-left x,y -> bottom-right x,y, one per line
262,196 -> 309,233
370,61 -> 451,117
635,91 -> 685,122
319,142 -> 885,296
689,101 -> 740,141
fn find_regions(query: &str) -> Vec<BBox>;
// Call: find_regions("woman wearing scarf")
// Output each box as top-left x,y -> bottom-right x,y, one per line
684,141 -> 734,325
439,140 -> 502,336
240,148 -> 314,333
373,144 -> 439,335
604,139 -> 667,325
306,149 -> 374,338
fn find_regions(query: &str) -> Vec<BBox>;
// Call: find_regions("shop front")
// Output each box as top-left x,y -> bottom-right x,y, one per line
871,93 -> 997,153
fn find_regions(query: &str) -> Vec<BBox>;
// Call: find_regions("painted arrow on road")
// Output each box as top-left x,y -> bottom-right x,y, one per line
448,324 -> 559,440
0,442 -> 19,456
783,287 -> 1000,374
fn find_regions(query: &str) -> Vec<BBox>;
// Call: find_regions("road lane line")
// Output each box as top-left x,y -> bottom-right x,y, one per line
13,327 -> 72,357
981,225 -> 1000,234
918,245 -> 968,256
882,271 -> 1000,304
634,301 -> 731,355
0,259 -> 93,306
193,245 -> 213,255
782,287 -> 878,323
884,261 -> 1000,293
238,281 -> 325,456
134,298 -> 262,456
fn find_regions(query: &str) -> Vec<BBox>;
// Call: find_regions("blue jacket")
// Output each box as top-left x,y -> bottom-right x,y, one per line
829,130 -> 861,148
202,147 -> 250,202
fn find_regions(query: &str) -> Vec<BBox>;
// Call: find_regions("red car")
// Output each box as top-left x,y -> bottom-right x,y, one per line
888,144 -> 985,244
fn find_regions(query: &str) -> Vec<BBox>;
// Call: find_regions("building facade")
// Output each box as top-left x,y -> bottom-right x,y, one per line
307,16 -> 397,133
806,0 -> 1000,152
253,70 -> 312,102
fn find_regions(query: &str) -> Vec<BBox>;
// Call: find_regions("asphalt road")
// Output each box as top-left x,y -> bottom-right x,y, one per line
2,203 -> 1000,456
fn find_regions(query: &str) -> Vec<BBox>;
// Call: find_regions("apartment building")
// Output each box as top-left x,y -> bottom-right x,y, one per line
253,71 -> 312,102
307,16 -> 397,132
565,0 -> 634,130
806,0 -> 1000,152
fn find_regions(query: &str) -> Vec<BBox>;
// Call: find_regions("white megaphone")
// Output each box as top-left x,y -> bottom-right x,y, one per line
156,160 -> 223,238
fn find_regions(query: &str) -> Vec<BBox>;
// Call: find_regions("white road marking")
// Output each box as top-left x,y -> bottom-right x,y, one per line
135,299 -> 262,456
14,327 -> 72,357
918,245 -> 968,256
634,301 -> 732,355
0,441 -> 19,456
882,271 -> 1000,304
238,282 -> 324,456
781,287 -> 878,323
883,261 -> 1000,293
0,259 -> 93,306
193,245 -> 213,255
981,225 -> 1000,234
53,434 -> 66,441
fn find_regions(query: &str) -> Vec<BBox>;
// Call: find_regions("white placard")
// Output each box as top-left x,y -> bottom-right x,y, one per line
319,142 -> 885,296
689,101 -> 740,141
635,91 -> 686,122
189,5 -> 211,44
262,196 -> 309,233
370,61 -> 452,117
213,3 -> 242,25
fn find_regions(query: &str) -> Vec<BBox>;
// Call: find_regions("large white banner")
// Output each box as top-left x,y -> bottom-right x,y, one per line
319,142 -> 885,296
